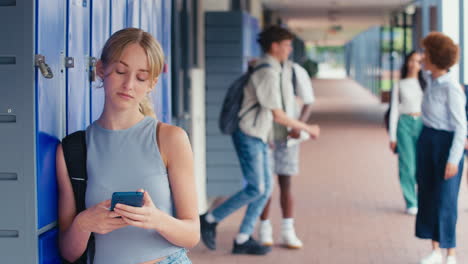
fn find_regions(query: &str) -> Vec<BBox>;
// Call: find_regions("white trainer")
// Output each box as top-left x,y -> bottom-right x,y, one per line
420,250 -> 443,264
446,256 -> 457,264
280,228 -> 303,249
258,221 -> 273,246
406,207 -> 418,215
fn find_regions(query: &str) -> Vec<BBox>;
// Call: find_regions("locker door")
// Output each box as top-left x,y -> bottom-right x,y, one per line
111,0 -> 128,34
160,0 -> 172,123
90,0 -> 110,122
38,229 -> 60,264
35,0 -> 67,263
36,0 -> 66,233
141,0 -> 161,122
141,0 -> 157,35
66,0 -> 90,134
127,0 -> 141,28
141,0 -> 172,123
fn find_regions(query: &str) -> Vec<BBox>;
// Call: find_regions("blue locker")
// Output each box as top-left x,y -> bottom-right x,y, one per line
38,228 -> 61,264
141,0 -> 161,121
141,0 -> 171,123
67,0 -> 90,133
160,0 -> 172,123
36,0 -> 66,231
127,0 -> 141,28
90,0 -> 110,122
141,0 -> 158,36
111,0 -> 128,34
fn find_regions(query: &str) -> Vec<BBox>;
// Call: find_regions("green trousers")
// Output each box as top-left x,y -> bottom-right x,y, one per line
396,114 -> 423,209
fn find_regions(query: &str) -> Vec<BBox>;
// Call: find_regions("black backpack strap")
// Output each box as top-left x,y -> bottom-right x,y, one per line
62,131 -> 87,212
251,63 -> 270,73
292,65 -> 297,96
61,130 -> 94,264
241,63 -> 271,120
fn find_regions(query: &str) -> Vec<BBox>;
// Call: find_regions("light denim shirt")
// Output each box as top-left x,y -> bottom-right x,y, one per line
421,71 -> 467,164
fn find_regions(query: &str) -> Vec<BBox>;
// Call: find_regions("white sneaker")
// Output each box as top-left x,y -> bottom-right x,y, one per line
420,250 -> 443,264
258,221 -> 273,246
280,228 -> 303,249
406,207 -> 418,215
446,256 -> 457,264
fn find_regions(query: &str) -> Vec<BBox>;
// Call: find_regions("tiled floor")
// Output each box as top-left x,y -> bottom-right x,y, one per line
189,78 -> 468,264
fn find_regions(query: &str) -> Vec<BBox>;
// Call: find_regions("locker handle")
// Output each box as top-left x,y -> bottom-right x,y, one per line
0,230 -> 18,238
0,114 -> 15,123
35,54 -> 53,79
0,173 -> 17,180
89,57 -> 97,82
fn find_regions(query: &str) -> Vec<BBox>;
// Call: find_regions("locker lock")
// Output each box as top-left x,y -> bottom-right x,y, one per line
89,57 -> 97,82
65,57 -> 74,68
34,54 -> 53,79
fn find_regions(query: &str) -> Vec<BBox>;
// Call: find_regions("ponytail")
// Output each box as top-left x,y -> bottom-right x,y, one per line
139,95 -> 156,118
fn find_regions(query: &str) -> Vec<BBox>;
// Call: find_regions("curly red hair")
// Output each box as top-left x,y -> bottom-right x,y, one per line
421,32 -> 459,70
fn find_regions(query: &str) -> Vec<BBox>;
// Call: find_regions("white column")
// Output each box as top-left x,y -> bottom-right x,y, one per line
190,68 -> 208,213
462,0 -> 468,84
439,0 -> 460,82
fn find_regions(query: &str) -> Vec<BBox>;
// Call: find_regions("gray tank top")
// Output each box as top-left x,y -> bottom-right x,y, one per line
85,117 -> 181,264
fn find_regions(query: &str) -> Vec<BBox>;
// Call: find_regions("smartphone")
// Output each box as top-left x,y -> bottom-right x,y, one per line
110,191 -> 144,211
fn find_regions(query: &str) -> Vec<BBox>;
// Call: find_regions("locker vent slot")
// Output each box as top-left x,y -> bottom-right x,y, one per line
0,56 -> 16,64
0,0 -> 16,7
0,114 -> 16,123
0,230 -> 19,238
0,173 -> 17,181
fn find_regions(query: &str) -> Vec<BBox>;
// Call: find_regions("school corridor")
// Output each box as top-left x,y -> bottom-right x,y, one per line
189,78 -> 468,264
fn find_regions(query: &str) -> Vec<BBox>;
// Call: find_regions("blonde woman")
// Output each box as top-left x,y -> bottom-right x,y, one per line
56,28 -> 199,264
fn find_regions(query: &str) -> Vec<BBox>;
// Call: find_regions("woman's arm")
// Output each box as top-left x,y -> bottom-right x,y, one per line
156,124 -> 200,247
446,84 -> 467,166
56,144 -> 92,261
57,144 -> 128,261
388,83 -> 400,143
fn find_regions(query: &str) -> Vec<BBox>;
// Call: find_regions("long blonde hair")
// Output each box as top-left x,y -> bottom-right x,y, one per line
99,28 -> 165,118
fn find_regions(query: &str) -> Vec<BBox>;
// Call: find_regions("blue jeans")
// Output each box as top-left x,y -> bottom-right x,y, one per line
416,126 -> 463,248
211,129 -> 273,235
156,249 -> 191,264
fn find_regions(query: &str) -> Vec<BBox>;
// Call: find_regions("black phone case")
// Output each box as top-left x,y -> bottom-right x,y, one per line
110,192 -> 144,211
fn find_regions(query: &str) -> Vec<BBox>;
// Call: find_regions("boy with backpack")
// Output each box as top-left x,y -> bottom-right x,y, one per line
200,25 -> 320,255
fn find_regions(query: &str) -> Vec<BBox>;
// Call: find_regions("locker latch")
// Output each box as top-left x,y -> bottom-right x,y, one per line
89,57 -> 97,82
34,54 -> 53,79
65,57 -> 74,68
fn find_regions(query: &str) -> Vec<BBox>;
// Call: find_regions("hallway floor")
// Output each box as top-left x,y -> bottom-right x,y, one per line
189,78 -> 468,263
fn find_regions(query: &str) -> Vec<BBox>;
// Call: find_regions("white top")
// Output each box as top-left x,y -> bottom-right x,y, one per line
292,62 -> 315,107
271,61 -> 316,141
388,78 -> 423,141
239,55 -> 284,143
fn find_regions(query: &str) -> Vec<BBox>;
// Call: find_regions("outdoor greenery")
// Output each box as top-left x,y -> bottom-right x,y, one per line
381,27 -> 413,53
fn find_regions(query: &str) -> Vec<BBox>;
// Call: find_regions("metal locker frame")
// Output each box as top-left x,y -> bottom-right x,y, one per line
0,1 -> 38,263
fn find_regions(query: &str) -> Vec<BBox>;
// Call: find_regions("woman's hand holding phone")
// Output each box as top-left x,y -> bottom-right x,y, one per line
113,188 -> 162,231
77,199 -> 128,234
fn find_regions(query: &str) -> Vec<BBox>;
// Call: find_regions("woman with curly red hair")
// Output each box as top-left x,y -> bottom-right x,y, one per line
416,32 -> 467,264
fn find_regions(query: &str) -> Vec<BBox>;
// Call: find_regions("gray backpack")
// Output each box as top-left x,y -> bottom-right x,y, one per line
218,63 -> 270,134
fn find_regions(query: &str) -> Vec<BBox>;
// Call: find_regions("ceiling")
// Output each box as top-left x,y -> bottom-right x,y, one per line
261,0 -> 414,46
